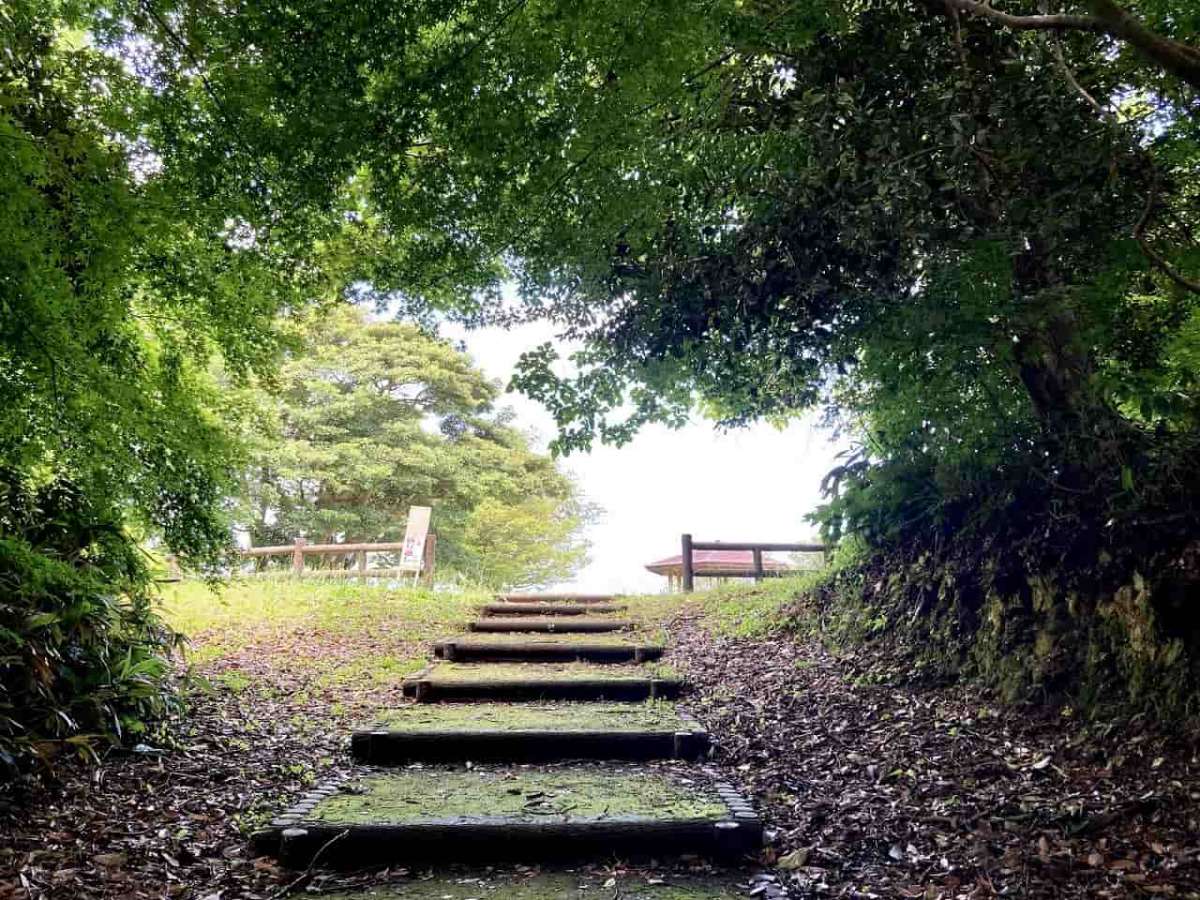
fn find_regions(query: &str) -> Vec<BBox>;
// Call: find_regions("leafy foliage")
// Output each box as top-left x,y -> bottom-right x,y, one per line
0,0 -> 355,767
0,472 -> 182,772
460,497 -> 592,590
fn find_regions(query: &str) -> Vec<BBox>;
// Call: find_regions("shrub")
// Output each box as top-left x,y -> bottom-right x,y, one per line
0,473 -> 182,774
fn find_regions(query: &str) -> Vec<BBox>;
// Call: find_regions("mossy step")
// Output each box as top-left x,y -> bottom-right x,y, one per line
317,871 -> 746,899
352,702 -> 709,763
253,766 -> 761,867
469,617 -> 631,634
482,602 -> 627,616
402,662 -> 684,702
497,594 -> 619,604
435,633 -> 664,663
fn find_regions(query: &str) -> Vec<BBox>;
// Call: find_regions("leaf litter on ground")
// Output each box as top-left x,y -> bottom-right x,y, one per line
5,598 -> 1199,898
668,610 -> 1200,898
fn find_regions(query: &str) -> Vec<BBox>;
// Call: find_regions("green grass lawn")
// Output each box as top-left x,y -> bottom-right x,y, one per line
691,573 -> 828,638
160,578 -> 484,643
621,582 -> 825,639
157,579 -> 489,704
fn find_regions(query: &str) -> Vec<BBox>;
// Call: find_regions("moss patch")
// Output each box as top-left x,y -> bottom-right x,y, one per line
414,662 -> 678,683
483,602 -> 627,613
442,632 -> 665,648
370,701 -> 695,732
317,653 -> 428,690
472,617 -> 631,629
306,767 -> 727,825
322,872 -> 742,899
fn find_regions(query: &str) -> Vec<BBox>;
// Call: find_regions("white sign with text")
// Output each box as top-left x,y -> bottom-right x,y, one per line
399,506 -> 432,572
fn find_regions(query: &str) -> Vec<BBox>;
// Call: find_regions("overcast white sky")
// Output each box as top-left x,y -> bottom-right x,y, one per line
440,319 -> 849,593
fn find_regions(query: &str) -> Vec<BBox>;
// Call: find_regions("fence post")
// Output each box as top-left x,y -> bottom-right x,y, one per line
421,532 -> 437,587
752,548 -> 764,582
356,549 -> 367,579
292,538 -> 306,576
681,533 -> 694,593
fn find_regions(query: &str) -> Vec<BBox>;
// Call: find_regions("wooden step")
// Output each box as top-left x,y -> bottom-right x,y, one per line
252,766 -> 760,867
434,634 -> 663,663
291,871 -> 748,899
401,662 -> 683,702
351,702 -> 710,763
468,617 -> 631,634
481,602 -> 626,616
496,593 -> 619,604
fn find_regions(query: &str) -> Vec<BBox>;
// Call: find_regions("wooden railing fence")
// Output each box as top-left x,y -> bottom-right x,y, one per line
680,534 -> 826,593
240,535 -> 436,584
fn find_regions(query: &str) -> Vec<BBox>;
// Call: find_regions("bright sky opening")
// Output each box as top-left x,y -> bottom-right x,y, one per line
441,318 -> 849,593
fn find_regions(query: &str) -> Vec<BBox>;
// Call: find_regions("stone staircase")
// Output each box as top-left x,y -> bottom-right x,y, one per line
252,592 -> 761,873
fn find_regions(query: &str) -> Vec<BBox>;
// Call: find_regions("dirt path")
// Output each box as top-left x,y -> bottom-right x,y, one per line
5,596 -> 1197,898
0,594 -> 756,898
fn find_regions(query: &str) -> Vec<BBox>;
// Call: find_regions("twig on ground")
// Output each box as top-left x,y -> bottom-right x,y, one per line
268,829 -> 350,899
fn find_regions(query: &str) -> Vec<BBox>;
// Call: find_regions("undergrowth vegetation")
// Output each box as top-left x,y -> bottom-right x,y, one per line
695,534 -> 1200,722
0,478 -> 185,774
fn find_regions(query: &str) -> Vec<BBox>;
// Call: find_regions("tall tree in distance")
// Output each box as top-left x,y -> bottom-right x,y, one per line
461,498 -> 593,590
237,306 -> 592,587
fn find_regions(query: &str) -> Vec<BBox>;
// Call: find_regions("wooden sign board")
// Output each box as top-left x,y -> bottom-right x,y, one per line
399,506 -> 432,572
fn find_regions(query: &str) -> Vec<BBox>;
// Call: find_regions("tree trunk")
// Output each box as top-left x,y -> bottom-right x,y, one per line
1085,0 -> 1200,92
1008,244 -> 1121,474
1011,308 -> 1095,428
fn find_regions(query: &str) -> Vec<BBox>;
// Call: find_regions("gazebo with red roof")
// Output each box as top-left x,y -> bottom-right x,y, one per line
645,549 -> 792,592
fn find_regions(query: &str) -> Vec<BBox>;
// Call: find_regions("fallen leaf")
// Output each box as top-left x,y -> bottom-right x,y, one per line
777,848 -> 810,869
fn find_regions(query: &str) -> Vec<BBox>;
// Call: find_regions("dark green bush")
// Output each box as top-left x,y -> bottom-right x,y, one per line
808,427 -> 1200,717
0,473 -> 182,773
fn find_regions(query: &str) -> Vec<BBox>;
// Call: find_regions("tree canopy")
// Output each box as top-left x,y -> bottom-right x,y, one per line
106,0 -> 1199,525
1,0 -> 387,766
89,0 -> 1198,448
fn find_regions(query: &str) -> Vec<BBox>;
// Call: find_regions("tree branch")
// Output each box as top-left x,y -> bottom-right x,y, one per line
427,0 -> 530,83
940,0 -> 1200,90
1049,34 -> 1111,118
1134,179 -> 1200,296
1084,0 -> 1200,90
943,0 -> 1104,33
